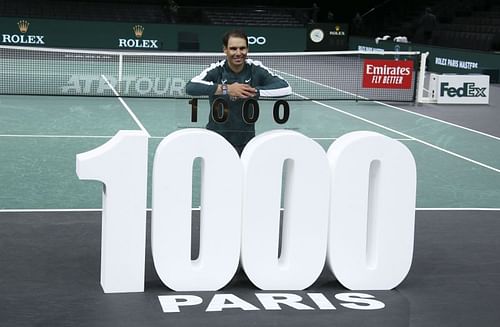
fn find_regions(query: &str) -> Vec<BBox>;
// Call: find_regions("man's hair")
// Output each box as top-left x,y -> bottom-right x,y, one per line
222,30 -> 248,48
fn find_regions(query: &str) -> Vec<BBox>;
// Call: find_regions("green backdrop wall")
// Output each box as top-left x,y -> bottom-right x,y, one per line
0,17 -> 305,52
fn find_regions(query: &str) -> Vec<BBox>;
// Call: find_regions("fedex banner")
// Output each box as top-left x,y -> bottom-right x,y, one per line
429,74 -> 489,104
362,59 -> 413,89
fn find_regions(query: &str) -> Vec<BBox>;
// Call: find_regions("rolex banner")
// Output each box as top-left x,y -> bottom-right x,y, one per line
0,17 -> 305,52
306,23 -> 349,51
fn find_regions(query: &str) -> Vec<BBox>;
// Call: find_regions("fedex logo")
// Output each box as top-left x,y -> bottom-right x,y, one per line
440,82 -> 487,97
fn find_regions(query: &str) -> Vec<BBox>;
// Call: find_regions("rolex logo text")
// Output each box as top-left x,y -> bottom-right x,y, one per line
1,20 -> 45,45
118,25 -> 159,49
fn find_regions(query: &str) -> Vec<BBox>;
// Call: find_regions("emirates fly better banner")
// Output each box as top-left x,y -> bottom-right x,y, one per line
362,59 -> 413,89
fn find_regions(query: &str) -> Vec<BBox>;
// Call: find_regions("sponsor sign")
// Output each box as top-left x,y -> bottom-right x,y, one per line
247,36 -> 266,45
357,45 -> 384,53
306,23 -> 348,51
118,24 -> 160,49
1,20 -> 45,45
435,57 -> 479,70
0,17 -> 304,51
363,59 -> 413,89
430,74 -> 489,104
61,74 -> 186,97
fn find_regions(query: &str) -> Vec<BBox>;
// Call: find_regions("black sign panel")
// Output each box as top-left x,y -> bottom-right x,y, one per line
306,23 -> 349,51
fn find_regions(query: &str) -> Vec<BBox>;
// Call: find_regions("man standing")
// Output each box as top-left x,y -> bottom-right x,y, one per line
419,7 -> 438,44
186,30 -> 291,155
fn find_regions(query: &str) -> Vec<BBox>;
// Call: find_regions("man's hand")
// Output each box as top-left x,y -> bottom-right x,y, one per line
227,83 -> 257,98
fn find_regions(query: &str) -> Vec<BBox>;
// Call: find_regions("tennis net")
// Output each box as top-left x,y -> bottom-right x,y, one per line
0,45 -> 424,102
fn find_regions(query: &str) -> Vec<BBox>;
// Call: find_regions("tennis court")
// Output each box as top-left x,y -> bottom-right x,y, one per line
1,47 -> 499,326
0,93 -> 499,210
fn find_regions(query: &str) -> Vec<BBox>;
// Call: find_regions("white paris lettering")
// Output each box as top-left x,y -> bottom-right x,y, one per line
158,292 -> 385,313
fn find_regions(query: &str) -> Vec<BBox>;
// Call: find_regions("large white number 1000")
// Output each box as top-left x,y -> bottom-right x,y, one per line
76,129 -> 416,294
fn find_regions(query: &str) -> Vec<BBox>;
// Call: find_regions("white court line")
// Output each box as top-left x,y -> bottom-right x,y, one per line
1,207 -> 499,213
0,208 -> 151,213
375,101 -> 500,141
0,136 -> 415,141
101,74 -> 151,138
0,209 -> 103,213
0,134 -> 175,139
0,134 -> 113,138
416,208 -> 500,211
312,137 -> 415,141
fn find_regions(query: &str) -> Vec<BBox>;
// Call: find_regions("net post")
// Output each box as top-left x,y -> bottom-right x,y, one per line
416,52 -> 431,104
